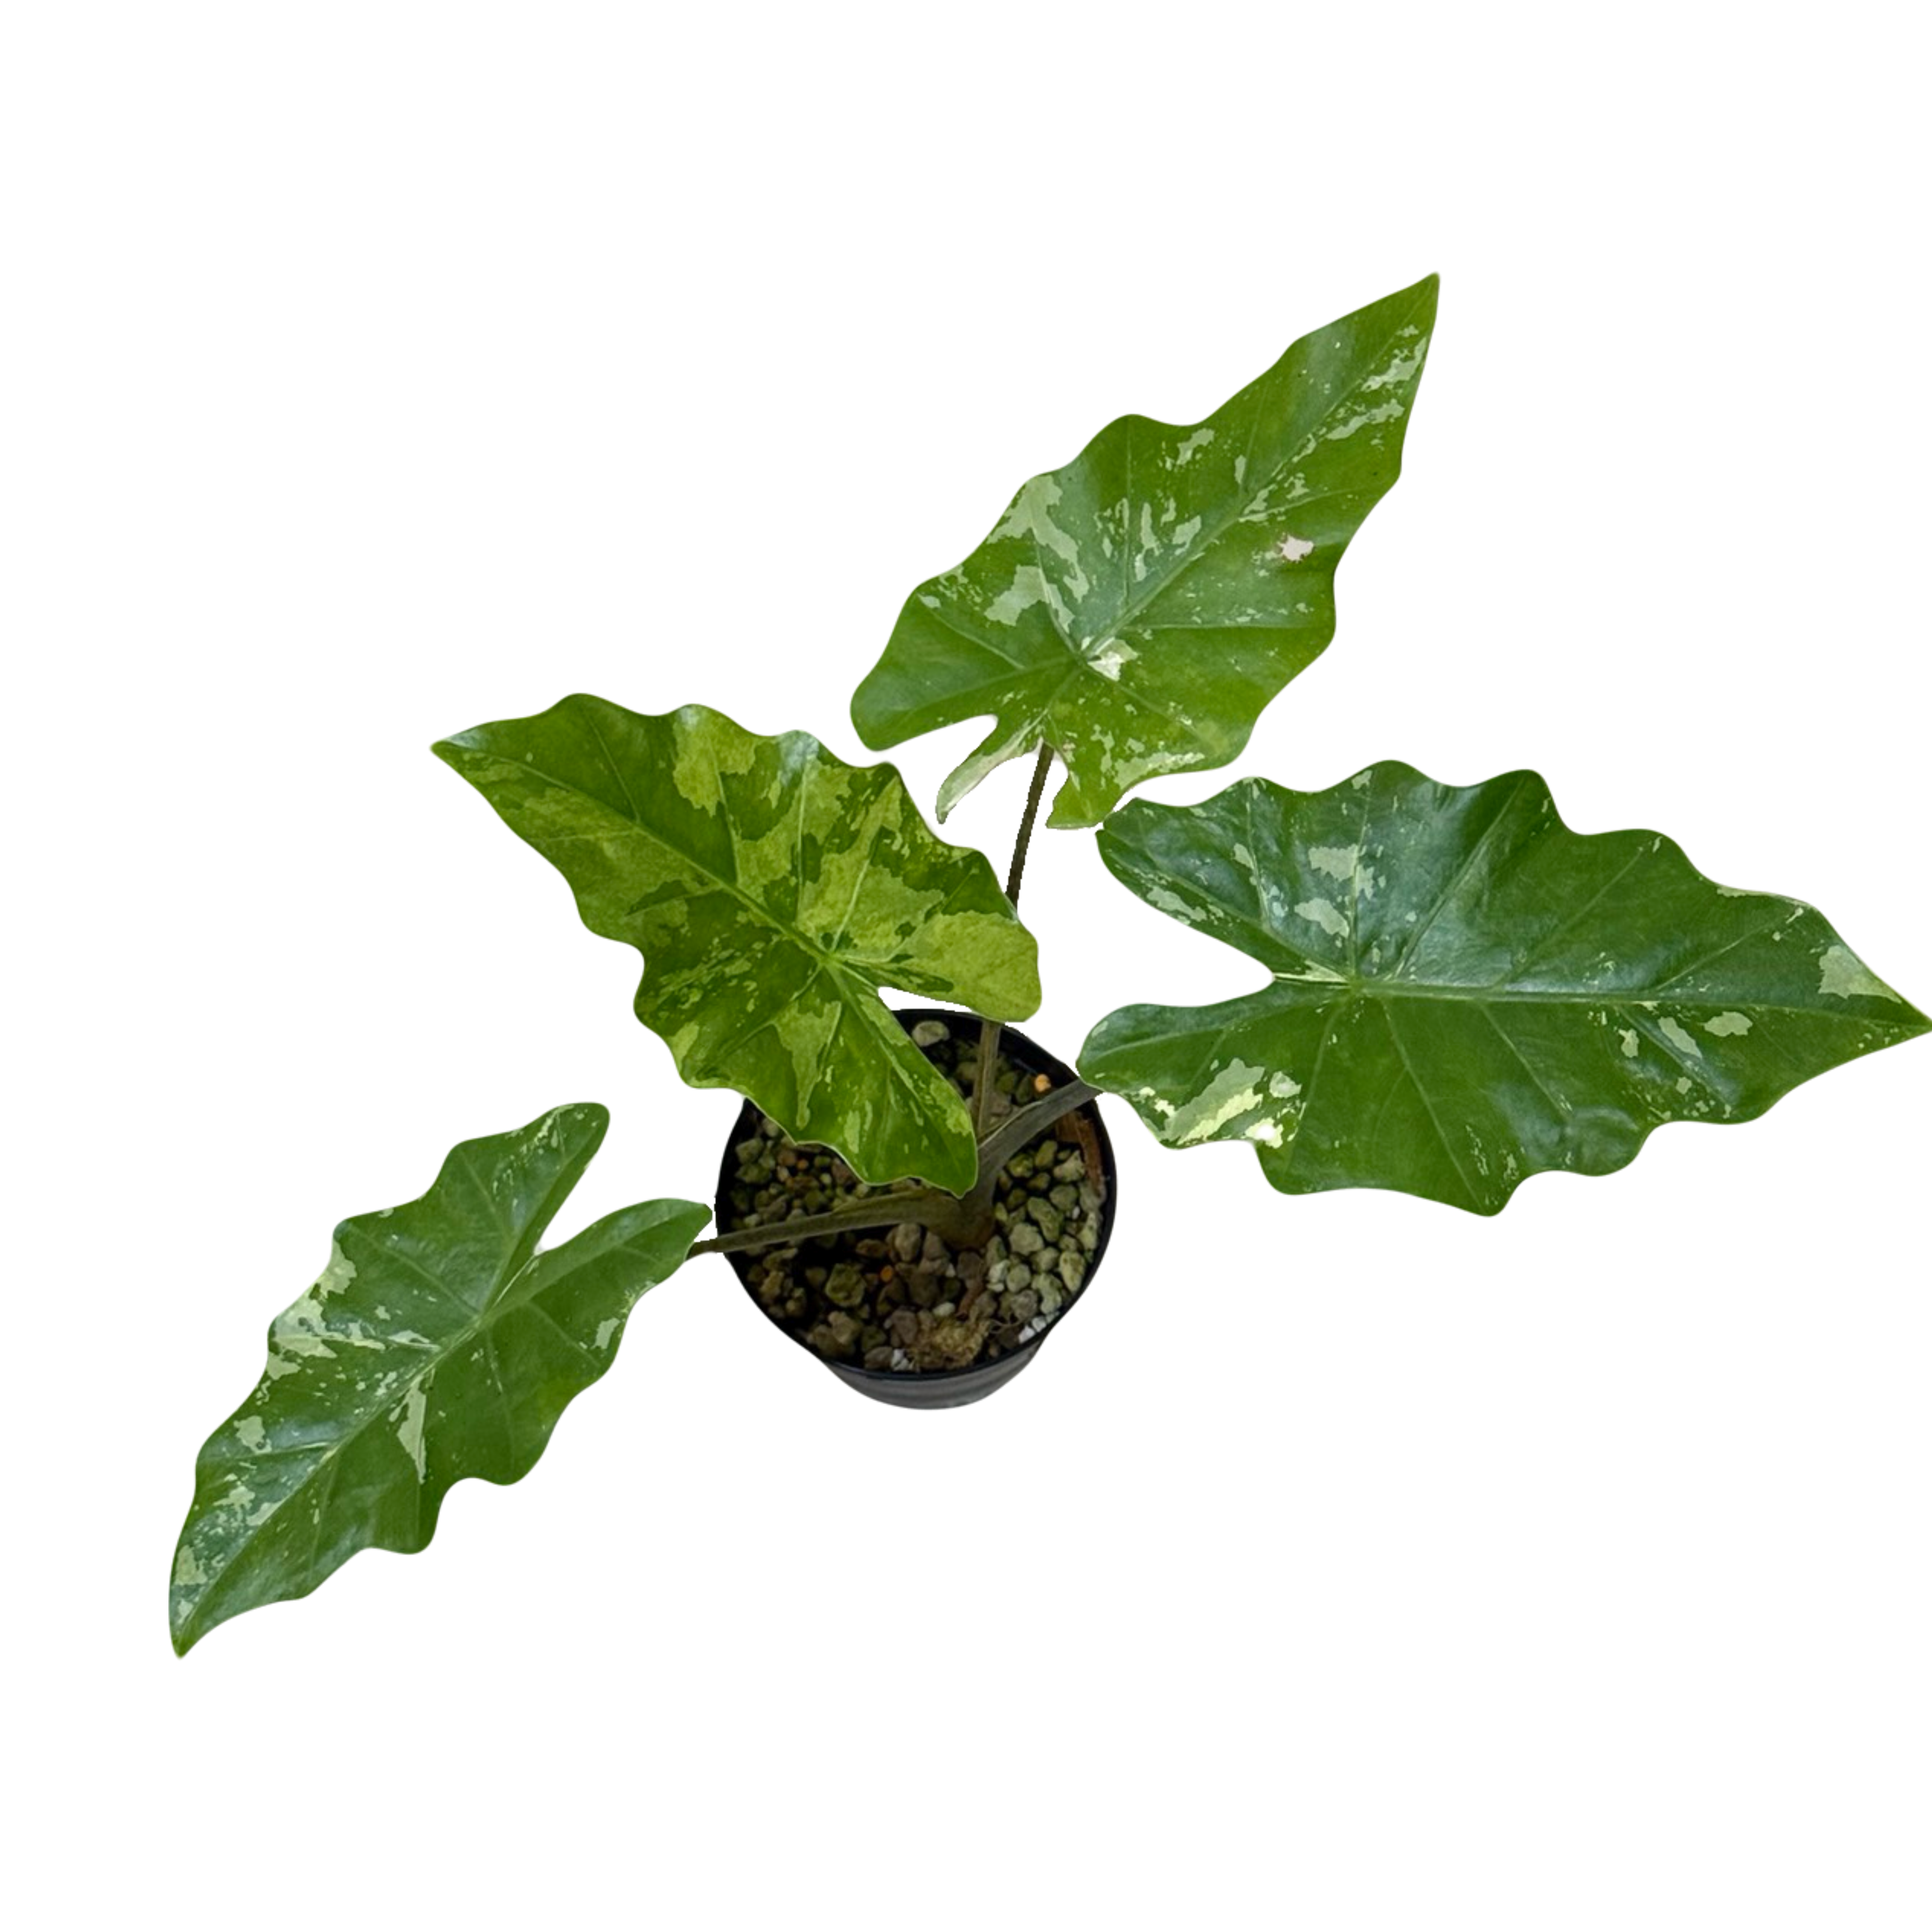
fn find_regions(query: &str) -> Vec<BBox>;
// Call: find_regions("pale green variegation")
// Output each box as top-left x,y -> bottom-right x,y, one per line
435,698 -> 1039,1193
851,276 -> 1437,829
1081,767 -> 1929,1214
169,1106 -> 708,1654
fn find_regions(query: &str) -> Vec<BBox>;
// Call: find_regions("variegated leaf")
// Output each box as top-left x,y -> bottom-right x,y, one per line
435,697 -> 1040,1193
170,1105 -> 708,1653
851,276 -> 1437,828
1080,766 -> 1928,1213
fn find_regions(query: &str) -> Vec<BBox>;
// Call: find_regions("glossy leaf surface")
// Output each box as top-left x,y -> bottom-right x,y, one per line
436,697 -> 1040,1192
851,276 -> 1437,827
1081,766 -> 1928,1213
170,1106 -> 708,1653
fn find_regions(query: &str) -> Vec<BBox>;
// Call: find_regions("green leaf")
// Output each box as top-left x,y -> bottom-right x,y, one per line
169,1105 -> 708,1654
851,275 -> 1438,829
435,697 -> 1039,1192
1080,766 -> 1928,1214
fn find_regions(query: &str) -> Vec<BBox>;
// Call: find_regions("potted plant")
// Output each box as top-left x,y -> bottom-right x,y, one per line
169,275 -> 1927,1655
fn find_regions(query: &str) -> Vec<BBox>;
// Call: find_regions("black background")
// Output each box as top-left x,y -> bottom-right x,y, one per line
150,215 -> 1916,1677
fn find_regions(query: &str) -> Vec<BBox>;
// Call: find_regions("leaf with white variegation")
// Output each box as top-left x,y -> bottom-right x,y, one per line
851,276 -> 1437,828
1080,766 -> 1928,1213
169,1106 -> 708,1654
435,697 -> 1041,1193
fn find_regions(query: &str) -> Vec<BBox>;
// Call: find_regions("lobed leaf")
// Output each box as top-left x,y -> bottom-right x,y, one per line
1080,766 -> 1928,1213
435,697 -> 1041,1192
169,1105 -> 708,1653
851,275 -> 1438,828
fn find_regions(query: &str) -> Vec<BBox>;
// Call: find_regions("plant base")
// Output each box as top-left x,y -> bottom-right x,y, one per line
712,1010 -> 1117,1408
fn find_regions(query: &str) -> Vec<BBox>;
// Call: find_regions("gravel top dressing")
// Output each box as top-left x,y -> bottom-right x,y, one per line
722,1020 -> 1108,1375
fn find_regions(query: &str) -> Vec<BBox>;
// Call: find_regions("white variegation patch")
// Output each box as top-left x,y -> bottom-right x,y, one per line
1817,944 -> 1899,1002
1658,1017 -> 1703,1059
1293,897 -> 1349,941
394,1385 -> 428,1482
1159,1059 -> 1270,1147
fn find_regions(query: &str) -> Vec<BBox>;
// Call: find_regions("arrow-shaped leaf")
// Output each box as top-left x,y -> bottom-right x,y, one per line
169,1105 -> 708,1653
1080,766 -> 1928,1213
435,697 -> 1041,1193
851,276 -> 1437,828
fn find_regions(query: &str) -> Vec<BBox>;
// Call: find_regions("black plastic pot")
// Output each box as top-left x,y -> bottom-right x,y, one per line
713,1008 -> 1117,1409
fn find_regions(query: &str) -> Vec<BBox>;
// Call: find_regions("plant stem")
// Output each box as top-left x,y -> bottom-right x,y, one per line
693,1074 -> 1098,1261
1001,740 -> 1056,905
973,740 -> 1056,1140
970,1077 -> 1099,1193
688,1191 -> 952,1258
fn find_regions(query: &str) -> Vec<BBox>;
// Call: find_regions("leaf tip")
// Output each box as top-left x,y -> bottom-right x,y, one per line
548,1100 -> 611,1146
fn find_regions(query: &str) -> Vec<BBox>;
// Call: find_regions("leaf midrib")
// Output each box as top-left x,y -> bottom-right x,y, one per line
1282,981 -> 1913,1017
1107,987 -> 1910,1060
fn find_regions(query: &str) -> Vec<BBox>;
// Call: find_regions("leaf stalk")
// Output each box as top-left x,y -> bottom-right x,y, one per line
972,740 -> 1056,1140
